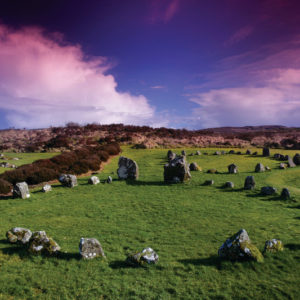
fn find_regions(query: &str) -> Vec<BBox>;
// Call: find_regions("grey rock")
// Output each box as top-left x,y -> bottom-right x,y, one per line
293,153 -> 300,165
244,176 -> 255,190
13,182 -> 30,199
263,147 -> 270,157
236,151 -> 242,155
229,150 -> 235,154
279,163 -> 287,169
274,153 -> 281,159
279,154 -> 285,161
261,186 -> 277,195
79,238 -> 105,259
88,176 -> 100,185
28,231 -> 61,255
246,149 -> 251,155
204,179 -> 214,185
126,247 -> 159,266
167,150 -> 176,161
117,156 -> 139,180
264,239 -> 283,253
207,169 -> 217,174
214,151 -> 221,155
6,227 -> 32,244
196,150 -> 201,155
252,151 -> 258,155
225,181 -> 234,188
221,151 -> 226,155
255,163 -> 265,172
181,150 -> 186,156
228,163 -> 238,174
265,166 -> 271,171
107,176 -> 113,184
281,188 -> 290,199
42,184 -> 52,193
164,156 -> 191,183
59,174 -> 78,188
189,162 -> 200,171
288,157 -> 296,168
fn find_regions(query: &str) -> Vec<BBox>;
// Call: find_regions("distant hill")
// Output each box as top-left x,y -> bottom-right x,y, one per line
0,123 -> 299,152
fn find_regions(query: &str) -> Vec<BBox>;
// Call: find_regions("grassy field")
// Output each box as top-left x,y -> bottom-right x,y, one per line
0,152 -> 59,174
0,147 -> 299,299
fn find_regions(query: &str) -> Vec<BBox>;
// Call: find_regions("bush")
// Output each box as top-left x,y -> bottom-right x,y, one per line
0,179 -> 12,194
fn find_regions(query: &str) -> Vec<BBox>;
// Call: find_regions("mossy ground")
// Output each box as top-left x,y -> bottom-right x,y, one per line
0,146 -> 299,299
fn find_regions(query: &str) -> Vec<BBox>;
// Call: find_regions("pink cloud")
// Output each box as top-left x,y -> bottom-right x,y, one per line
0,24 -> 155,128
225,25 -> 254,46
148,0 -> 180,24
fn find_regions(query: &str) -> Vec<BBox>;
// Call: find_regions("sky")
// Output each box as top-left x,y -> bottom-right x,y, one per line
0,0 -> 300,129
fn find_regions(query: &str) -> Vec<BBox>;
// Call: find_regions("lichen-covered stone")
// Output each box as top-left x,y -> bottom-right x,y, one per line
28,231 -> 61,255
107,176 -> 112,184
281,188 -> 290,199
167,150 -> 176,161
196,151 -> 201,155
244,176 -> 255,190
225,181 -> 234,188
164,156 -> 191,183
263,147 -> 270,157
79,238 -> 105,259
228,164 -> 238,174
6,227 -> 32,244
42,184 -> 52,193
279,163 -> 287,169
255,163 -> 265,172
218,229 -> 264,262
88,176 -> 100,185
189,162 -> 201,171
261,186 -> 277,195
117,156 -> 139,180
263,239 -> 283,253
126,247 -> 159,266
13,182 -> 30,199
59,174 -> 78,188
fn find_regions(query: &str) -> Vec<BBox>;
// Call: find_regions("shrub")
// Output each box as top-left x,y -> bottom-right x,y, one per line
0,179 -> 12,194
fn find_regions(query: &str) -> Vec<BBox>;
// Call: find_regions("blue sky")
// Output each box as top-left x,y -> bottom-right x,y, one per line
0,0 -> 299,129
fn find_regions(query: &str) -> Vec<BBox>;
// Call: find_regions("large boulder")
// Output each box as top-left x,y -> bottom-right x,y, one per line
6,227 -> 32,244
88,176 -> 100,185
244,176 -> 255,190
293,153 -> 300,165
261,186 -> 277,195
228,163 -> 238,174
189,162 -> 201,171
117,156 -> 139,180
13,182 -> 30,199
126,247 -> 159,266
167,150 -> 176,161
218,229 -> 263,262
59,174 -> 78,188
164,156 -> 191,183
28,231 -> 61,255
263,239 -> 283,253
255,163 -> 265,172
263,147 -> 270,157
79,238 -> 105,259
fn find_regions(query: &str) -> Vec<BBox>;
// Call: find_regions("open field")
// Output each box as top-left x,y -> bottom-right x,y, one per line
0,147 -> 299,299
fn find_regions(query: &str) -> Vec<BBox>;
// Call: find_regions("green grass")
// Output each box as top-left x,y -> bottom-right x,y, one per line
0,152 -> 59,174
0,147 -> 300,299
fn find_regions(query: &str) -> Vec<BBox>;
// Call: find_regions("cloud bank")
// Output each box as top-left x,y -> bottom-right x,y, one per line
0,25 -> 155,128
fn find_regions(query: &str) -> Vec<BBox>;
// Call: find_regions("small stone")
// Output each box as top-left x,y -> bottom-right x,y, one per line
126,247 -> 159,266
246,149 -> 251,155
228,150 -> 235,154
236,151 -> 242,155
252,151 -> 258,155
279,163 -> 287,169
255,163 -> 265,172
167,150 -> 176,161
293,153 -> 300,165
261,186 -> 277,195
196,151 -> 201,155
224,181 -> 234,188
204,179 -> 214,185
263,147 -> 270,157
265,166 -> 271,171
42,184 -> 52,193
59,174 -> 78,188
214,151 -> 221,155
13,182 -> 30,199
287,157 -> 296,168
88,176 -> 100,185
281,188 -> 290,199
6,227 -> 32,244
189,162 -> 201,171
228,164 -> 238,174
79,238 -> 105,259
181,150 -> 186,156
244,176 -> 255,190
263,239 -> 283,253
107,176 -> 113,184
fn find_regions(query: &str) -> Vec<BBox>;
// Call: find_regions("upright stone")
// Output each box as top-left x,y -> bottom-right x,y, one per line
88,176 -> 100,185
117,156 -> 139,180
293,153 -> 300,165
107,176 -> 113,184
189,162 -> 200,171
281,188 -> 290,199
228,163 -> 238,174
255,163 -> 265,172
244,176 -> 255,190
59,174 -> 78,188
181,150 -> 186,156
42,184 -> 52,193
164,156 -> 191,183
13,182 -> 30,199
196,150 -> 201,156
246,149 -> 251,155
287,157 -> 296,168
79,238 -> 105,259
263,147 -> 270,157
167,150 -> 176,161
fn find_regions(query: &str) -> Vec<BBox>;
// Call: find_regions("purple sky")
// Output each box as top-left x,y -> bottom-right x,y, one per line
0,0 -> 300,129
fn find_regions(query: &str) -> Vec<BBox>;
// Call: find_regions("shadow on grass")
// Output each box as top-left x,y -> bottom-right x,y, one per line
125,180 -> 170,186
0,195 -> 13,200
220,188 -> 244,193
109,260 -> 140,269
285,243 -> 300,251
288,204 -> 300,209
178,255 -> 222,269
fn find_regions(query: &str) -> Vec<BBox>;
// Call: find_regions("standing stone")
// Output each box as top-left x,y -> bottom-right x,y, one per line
6,227 -> 32,244
293,153 -> 300,165
13,182 -> 30,199
204,179 -> 214,185
281,188 -> 290,199
224,181 -> 234,188
261,186 -> 277,195
218,229 -> 263,262
196,151 -> 201,156
167,150 -> 176,161
229,150 -> 235,154
79,238 -> 105,259
164,156 -> 191,183
189,162 -> 201,171
88,176 -> 100,185
126,247 -> 159,266
263,147 -> 270,156
59,174 -> 78,188
287,157 -> 296,168
279,163 -> 287,169
255,163 -> 265,172
117,156 -> 139,180
246,149 -> 251,155
42,184 -> 52,193
107,176 -> 112,184
28,231 -> 61,255
181,150 -> 186,156
228,164 -> 238,174
244,176 -> 255,190
264,239 -> 283,253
